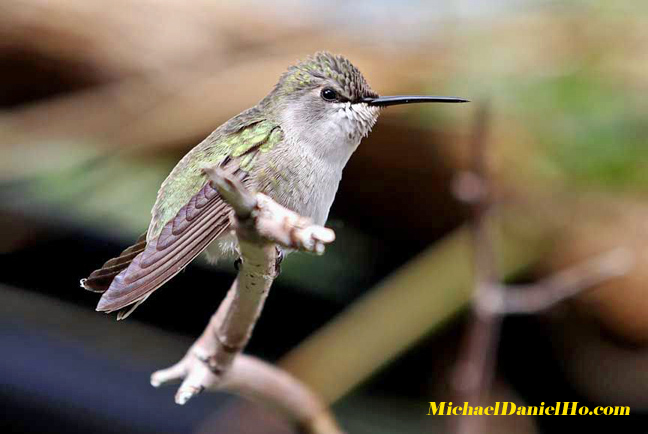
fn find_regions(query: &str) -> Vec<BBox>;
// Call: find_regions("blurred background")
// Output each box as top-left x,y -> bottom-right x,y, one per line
1,0 -> 647,433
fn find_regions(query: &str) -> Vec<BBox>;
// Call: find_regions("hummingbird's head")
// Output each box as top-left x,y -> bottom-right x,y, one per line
266,52 -> 381,144
263,52 -> 468,163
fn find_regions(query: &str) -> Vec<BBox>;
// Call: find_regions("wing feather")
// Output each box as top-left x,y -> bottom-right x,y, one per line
96,180 -> 235,312
81,233 -> 147,293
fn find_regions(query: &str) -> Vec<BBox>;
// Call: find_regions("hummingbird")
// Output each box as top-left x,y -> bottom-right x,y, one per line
81,52 -> 468,319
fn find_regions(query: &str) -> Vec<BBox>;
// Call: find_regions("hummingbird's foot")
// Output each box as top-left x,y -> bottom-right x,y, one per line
234,257 -> 242,271
274,247 -> 284,276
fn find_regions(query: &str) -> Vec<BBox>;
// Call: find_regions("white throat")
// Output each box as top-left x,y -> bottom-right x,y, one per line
280,101 -> 379,168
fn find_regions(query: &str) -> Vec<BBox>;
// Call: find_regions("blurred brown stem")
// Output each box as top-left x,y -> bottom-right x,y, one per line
450,103 -> 632,434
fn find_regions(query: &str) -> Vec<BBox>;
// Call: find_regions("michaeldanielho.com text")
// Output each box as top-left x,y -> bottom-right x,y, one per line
428,402 -> 629,416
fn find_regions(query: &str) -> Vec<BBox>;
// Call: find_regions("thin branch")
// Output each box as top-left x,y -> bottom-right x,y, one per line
150,168 -> 342,434
502,247 -> 633,314
222,356 -> 341,434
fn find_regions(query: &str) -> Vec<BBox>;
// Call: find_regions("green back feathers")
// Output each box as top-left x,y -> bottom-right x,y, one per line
147,118 -> 282,240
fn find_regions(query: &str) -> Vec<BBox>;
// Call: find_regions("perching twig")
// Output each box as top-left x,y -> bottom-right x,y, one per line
450,102 -> 632,434
150,167 -> 341,434
204,167 -> 335,252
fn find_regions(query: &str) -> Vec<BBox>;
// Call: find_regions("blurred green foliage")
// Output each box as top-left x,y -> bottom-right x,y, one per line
520,71 -> 647,190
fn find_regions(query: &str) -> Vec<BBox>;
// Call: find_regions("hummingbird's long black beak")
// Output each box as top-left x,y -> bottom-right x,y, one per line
361,95 -> 469,107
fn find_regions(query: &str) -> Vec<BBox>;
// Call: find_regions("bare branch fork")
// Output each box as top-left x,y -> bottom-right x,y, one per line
450,103 -> 633,434
150,167 -> 342,434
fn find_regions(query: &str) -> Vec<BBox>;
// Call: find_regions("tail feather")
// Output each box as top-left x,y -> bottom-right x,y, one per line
115,294 -> 150,320
80,233 -> 147,293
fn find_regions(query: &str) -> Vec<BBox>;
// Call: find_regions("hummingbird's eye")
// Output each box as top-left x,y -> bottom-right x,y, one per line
321,88 -> 338,102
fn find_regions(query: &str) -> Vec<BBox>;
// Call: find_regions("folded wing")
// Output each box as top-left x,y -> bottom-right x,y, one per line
95,178 -> 236,315
81,116 -> 283,319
